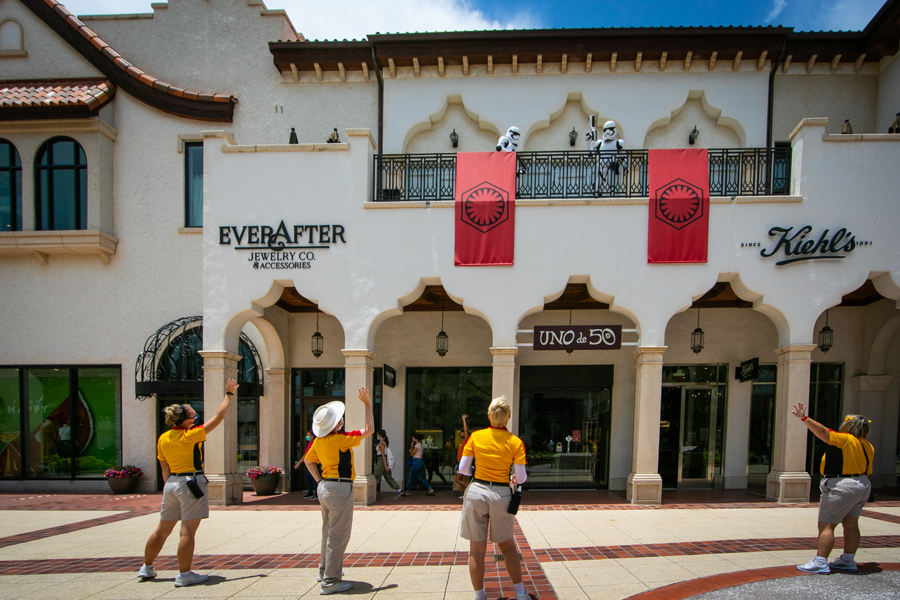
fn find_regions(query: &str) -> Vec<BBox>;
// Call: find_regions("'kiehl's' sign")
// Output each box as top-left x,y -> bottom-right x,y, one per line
534,325 -> 622,351
760,225 -> 856,266
219,221 -> 346,250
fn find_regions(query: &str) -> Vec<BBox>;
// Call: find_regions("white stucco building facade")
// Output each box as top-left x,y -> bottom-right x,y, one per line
1,0 -> 899,506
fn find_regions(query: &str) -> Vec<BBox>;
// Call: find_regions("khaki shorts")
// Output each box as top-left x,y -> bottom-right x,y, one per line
818,475 -> 870,524
160,475 -> 209,521
459,481 -> 516,543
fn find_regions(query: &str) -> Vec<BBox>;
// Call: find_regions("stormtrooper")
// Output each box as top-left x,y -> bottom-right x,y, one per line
496,126 -> 527,174
585,117 -> 626,193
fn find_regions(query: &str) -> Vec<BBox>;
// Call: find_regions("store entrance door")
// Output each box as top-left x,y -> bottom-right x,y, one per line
660,386 -> 722,488
290,369 -> 345,491
519,366 -> 613,489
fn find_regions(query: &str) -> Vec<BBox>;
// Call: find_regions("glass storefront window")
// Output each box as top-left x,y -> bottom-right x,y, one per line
748,365 -> 776,479
405,367 -> 492,489
0,369 -> 22,478
662,365 -> 724,384
807,363 -> 843,477
237,399 -> 259,486
76,368 -> 122,477
300,370 -> 345,398
520,365 -> 614,489
1,366 -> 122,479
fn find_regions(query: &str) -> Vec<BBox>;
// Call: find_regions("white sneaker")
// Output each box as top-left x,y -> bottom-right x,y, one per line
797,558 -> 830,574
515,592 -> 531,600
320,581 -> 352,595
137,565 -> 156,579
174,571 -> 209,587
829,555 -> 858,572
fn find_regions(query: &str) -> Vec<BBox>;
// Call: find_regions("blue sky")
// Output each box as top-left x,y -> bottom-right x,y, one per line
60,0 -> 888,41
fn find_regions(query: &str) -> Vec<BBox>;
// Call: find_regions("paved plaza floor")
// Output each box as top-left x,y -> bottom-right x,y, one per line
0,488 -> 899,599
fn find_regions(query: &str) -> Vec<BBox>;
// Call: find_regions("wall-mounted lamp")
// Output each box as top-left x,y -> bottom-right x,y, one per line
311,312 -> 324,358
449,129 -> 459,148
690,309 -> 704,354
289,128 -> 298,144
818,310 -> 834,353
569,127 -> 578,147
688,126 -> 699,145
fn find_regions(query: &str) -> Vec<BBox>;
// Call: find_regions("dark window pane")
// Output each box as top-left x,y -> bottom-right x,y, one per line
301,370 -> 345,397
0,145 -> 8,168
14,170 -> 21,231
748,383 -> 776,474
53,141 -> 75,165
756,364 -> 777,383
76,368 -> 121,477
185,143 -> 203,227
26,368 -> 72,479
52,169 -> 77,230
237,398 -> 259,485
0,369 -> 22,479
79,170 -> 87,228
818,364 -> 843,382
39,170 -> 50,229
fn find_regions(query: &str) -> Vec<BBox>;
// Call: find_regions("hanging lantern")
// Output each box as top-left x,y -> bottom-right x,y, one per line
568,127 -> 578,147
449,129 -> 459,148
436,301 -> 449,357
690,309 -> 704,354
818,310 -> 834,353
311,311 -> 324,358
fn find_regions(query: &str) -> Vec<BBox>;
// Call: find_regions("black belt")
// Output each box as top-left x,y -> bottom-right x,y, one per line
322,478 -> 353,483
171,471 -> 204,476
473,478 -> 509,487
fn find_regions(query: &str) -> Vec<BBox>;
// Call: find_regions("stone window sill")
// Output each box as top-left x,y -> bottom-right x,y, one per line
178,227 -> 203,234
0,230 -> 118,264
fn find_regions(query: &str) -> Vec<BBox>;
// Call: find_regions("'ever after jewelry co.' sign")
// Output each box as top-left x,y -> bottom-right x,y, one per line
534,325 -> 622,351
218,221 -> 346,270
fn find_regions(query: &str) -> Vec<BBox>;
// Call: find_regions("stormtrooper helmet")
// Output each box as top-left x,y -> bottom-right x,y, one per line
602,121 -> 617,141
506,126 -> 521,142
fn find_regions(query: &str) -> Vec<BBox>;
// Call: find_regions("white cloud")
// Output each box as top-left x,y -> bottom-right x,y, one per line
811,0 -> 885,31
764,0 -> 788,24
58,0 -> 539,40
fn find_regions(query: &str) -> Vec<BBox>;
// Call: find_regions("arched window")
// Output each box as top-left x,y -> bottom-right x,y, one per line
0,20 -> 24,52
0,139 -> 22,232
35,137 -> 87,230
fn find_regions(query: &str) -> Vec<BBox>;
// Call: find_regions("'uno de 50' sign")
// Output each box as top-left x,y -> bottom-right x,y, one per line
534,325 -> 622,351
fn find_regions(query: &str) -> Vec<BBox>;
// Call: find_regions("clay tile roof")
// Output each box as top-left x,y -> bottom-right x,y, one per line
18,0 -> 236,122
0,79 -> 116,110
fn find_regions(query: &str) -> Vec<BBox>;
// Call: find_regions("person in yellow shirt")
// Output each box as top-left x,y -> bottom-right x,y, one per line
138,379 -> 237,587
792,402 -> 874,574
458,397 -> 530,600
304,387 -> 374,595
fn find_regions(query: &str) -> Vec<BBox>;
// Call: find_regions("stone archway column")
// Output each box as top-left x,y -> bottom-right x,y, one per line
260,368 -> 289,492
766,344 -> 816,503
852,375 -> 892,485
491,347 -> 518,433
343,349 -> 376,506
199,350 -> 243,506
627,346 -> 666,505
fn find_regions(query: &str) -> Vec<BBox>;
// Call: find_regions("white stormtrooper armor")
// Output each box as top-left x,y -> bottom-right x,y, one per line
587,118 -> 626,192
496,126 -> 521,152
496,126 -> 526,174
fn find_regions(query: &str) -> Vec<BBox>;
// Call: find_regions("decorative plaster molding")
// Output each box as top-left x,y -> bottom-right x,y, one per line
0,117 -> 117,141
0,230 -> 117,263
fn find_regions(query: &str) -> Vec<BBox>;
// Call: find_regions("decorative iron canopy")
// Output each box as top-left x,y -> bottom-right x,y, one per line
134,316 -> 264,399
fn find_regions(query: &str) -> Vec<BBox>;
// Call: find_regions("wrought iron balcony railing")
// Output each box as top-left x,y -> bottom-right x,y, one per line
373,148 -> 791,202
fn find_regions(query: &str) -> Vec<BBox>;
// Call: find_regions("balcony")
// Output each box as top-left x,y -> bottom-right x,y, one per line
373,148 -> 791,202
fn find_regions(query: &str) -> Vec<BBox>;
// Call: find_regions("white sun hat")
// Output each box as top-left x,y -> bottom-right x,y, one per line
312,401 -> 346,437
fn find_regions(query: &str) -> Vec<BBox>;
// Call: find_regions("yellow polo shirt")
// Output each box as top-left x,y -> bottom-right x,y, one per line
306,430 -> 362,479
820,431 -> 874,476
157,426 -> 206,473
462,427 -> 526,483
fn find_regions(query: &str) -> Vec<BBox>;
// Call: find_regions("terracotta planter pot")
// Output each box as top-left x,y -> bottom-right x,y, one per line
107,476 -> 140,494
250,473 -> 280,496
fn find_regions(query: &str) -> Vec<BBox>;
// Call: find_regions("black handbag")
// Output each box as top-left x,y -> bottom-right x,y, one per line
507,484 -> 522,515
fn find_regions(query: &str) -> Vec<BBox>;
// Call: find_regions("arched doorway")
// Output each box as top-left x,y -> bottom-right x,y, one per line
135,316 -> 264,490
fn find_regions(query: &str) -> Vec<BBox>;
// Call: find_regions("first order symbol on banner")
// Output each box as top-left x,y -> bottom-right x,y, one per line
654,178 -> 705,230
461,181 -> 510,233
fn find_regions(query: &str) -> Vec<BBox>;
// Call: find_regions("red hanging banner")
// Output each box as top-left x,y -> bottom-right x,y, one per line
648,149 -> 709,263
454,152 -> 516,266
